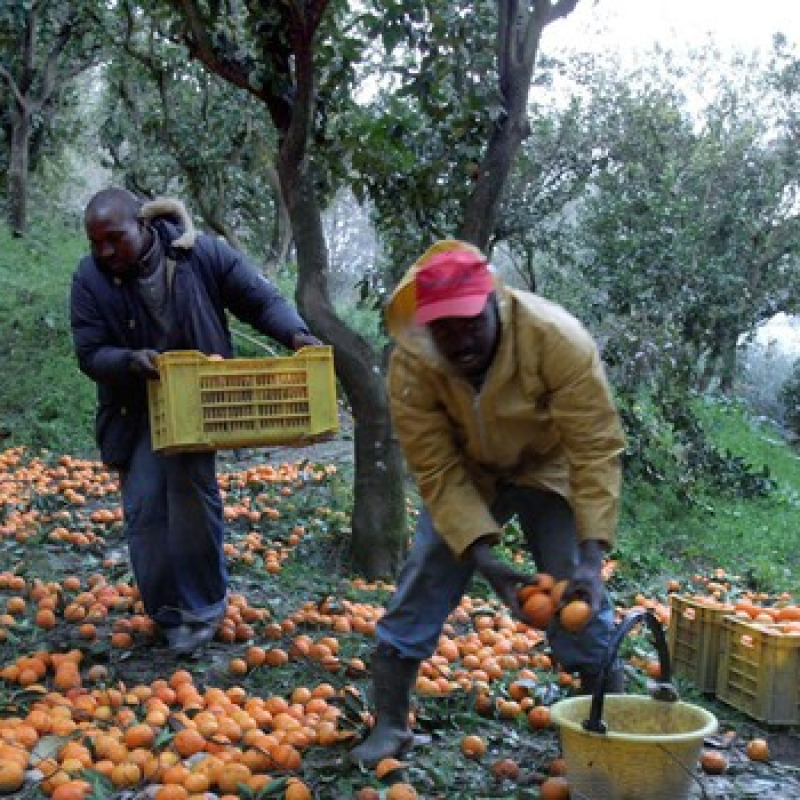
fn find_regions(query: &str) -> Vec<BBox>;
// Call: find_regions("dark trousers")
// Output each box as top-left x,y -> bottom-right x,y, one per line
119,427 -> 228,628
376,485 -> 615,674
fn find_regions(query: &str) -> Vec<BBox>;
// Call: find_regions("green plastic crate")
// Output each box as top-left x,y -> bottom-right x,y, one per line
147,347 -> 338,453
667,594 -> 730,694
716,615 -> 800,725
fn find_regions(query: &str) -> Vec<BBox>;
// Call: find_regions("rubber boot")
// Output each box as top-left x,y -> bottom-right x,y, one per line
349,649 -> 420,767
579,660 -> 625,695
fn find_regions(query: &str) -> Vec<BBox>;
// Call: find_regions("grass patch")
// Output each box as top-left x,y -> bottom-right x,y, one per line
0,219 -> 95,453
616,397 -> 800,595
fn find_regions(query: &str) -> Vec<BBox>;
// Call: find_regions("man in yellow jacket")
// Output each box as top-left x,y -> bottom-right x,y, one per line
350,240 -> 626,766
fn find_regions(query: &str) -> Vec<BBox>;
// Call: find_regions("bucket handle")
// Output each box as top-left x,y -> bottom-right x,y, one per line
583,609 -> 679,734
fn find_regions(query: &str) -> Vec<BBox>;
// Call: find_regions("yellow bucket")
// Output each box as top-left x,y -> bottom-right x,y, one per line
550,694 -> 717,800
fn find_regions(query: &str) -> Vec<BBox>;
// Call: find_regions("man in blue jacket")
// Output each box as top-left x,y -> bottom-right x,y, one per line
70,187 -> 320,655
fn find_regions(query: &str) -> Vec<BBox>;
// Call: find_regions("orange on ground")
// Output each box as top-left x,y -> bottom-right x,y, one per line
154,785 -> 189,800
527,705 -> 552,729
539,776 -> 571,799
285,778 -> 312,800
385,784 -> 418,800
172,728 -> 206,758
746,738 -> 770,762
375,757 -> 407,779
124,723 -> 155,749
50,780 -> 91,800
490,757 -> 520,780
460,734 -> 486,759
700,750 -> 728,774
0,760 -> 25,793
215,763 -> 252,794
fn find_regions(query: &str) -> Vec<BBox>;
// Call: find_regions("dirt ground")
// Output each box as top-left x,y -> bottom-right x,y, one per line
234,428 -> 800,800
5,424 -> 800,799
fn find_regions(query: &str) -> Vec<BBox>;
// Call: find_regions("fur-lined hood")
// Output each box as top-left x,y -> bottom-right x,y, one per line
138,198 -> 197,250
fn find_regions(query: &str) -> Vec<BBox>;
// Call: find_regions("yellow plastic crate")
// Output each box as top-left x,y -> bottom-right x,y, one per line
716,615 -> 800,725
667,595 -> 730,694
147,347 -> 338,453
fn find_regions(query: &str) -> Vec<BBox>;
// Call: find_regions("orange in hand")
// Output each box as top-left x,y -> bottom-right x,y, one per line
519,589 -> 555,629
559,599 -> 593,633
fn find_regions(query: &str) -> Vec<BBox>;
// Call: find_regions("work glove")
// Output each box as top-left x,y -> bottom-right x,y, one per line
291,331 -> 323,351
560,539 -> 607,614
467,537 -> 536,619
128,349 -> 160,379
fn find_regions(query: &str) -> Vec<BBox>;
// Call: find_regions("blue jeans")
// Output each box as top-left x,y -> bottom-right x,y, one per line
377,485 -> 615,674
118,426 -> 228,629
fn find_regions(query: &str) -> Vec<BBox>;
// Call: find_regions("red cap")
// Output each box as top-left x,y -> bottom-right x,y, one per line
414,250 -> 494,325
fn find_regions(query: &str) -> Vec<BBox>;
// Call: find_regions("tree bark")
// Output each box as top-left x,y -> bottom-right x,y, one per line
280,160 -> 409,577
460,0 -> 580,249
8,103 -> 31,236
263,164 -> 292,271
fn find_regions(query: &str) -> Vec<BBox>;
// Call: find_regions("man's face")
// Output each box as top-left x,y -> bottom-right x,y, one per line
85,211 -> 148,276
428,295 -> 499,381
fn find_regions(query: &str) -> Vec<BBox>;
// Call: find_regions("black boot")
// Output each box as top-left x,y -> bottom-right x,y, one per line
579,660 -> 625,695
349,649 -> 420,767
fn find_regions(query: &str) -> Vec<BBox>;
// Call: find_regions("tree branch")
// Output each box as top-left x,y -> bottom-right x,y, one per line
173,0 -> 256,96
0,65 -> 27,108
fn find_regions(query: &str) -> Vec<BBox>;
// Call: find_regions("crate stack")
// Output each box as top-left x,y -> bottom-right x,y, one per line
667,594 -> 800,725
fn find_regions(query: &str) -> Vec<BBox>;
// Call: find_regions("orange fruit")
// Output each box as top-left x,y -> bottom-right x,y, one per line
550,579 -> 570,606
228,658 -> 248,676
527,705 -> 551,730
244,646 -> 266,668
490,757 -> 520,780
0,760 -> 25,793
285,778 -> 312,800
354,789 -> 380,800
183,772 -> 210,794
265,648 -> 289,667
532,573 -> 556,592
172,728 -> 206,758
161,764 -> 190,785
110,762 -> 141,788
375,757 -> 406,779
35,608 -> 57,629
215,762 -> 251,794
559,599 -> 592,633
746,738 -> 770,762
385,784 -> 418,800
700,750 -> 728,774
6,597 -> 26,615
51,780 -> 92,800
124,723 -> 155,749
539,776 -> 570,799
154,786 -> 189,800
460,734 -> 486,759
549,756 -> 567,776
521,592 -> 554,629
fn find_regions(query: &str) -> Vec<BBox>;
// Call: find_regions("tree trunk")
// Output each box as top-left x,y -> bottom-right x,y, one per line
460,0 -> 579,249
280,160 -> 409,578
718,329 -> 739,396
460,115 -> 530,249
194,194 -> 243,251
8,104 -> 31,235
264,164 -> 292,271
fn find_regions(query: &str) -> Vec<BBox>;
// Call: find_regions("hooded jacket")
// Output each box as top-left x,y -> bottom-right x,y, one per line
386,240 -> 625,558
70,198 -> 310,469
